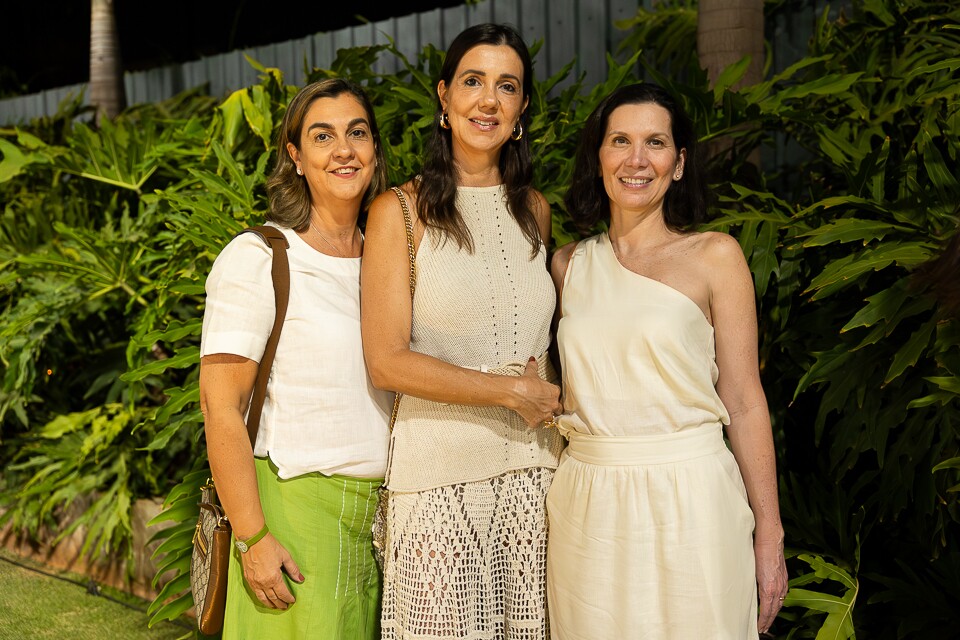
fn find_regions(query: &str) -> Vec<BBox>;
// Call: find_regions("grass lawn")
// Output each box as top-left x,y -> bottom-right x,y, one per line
0,547 -> 190,640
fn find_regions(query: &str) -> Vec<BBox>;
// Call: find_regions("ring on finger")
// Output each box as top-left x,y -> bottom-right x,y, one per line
543,415 -> 559,428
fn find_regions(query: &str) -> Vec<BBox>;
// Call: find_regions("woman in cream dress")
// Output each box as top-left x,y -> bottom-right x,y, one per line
547,83 -> 788,639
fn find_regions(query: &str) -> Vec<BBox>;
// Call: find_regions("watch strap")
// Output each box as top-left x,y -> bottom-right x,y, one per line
235,523 -> 269,553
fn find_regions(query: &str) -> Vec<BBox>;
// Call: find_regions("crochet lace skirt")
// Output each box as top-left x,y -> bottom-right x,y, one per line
381,467 -> 553,640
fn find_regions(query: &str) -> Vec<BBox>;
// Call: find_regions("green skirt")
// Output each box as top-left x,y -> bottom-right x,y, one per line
222,457 -> 382,640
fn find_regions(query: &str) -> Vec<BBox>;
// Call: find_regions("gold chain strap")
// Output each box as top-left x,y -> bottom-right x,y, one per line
388,186 -> 417,429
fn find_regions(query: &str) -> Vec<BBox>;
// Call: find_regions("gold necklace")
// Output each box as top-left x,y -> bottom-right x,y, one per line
310,222 -> 355,257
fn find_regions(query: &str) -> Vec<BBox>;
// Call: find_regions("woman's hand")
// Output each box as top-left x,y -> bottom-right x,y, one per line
755,534 -> 788,634
237,533 -> 305,610
511,357 -> 563,427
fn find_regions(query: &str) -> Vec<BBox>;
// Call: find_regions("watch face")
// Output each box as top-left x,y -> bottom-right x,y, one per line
236,540 -> 248,553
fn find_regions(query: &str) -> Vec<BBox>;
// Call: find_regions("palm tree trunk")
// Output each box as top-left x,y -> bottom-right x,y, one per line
697,0 -> 765,89
89,0 -> 126,124
697,0 -> 764,169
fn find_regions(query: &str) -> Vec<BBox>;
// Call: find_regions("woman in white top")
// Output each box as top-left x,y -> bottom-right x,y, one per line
361,23 -> 564,640
547,83 -> 788,639
199,79 -> 391,639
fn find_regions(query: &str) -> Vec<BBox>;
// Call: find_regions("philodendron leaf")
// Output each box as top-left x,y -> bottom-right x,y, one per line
885,321 -> 935,384
802,219 -> 909,248
120,346 -> 200,382
805,242 -> 932,300
218,90 -> 246,150
842,281 -> 908,332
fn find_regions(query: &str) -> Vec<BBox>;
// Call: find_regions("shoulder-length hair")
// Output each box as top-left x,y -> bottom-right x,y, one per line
564,82 -> 709,234
415,23 -> 541,254
266,79 -> 387,231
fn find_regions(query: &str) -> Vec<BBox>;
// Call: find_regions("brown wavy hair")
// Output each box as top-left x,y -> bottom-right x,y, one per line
266,79 -> 387,231
414,23 -> 541,255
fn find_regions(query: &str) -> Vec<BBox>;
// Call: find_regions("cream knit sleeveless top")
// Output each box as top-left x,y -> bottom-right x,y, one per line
387,185 -> 564,492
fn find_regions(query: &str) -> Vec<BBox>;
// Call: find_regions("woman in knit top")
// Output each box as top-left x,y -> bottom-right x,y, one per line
361,23 -> 564,640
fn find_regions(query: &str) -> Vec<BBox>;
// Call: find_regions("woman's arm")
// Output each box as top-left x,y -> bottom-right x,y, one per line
549,242 -> 578,315
548,241 -> 578,380
531,189 -> 552,253
360,188 -> 561,426
706,233 -> 788,635
200,355 -> 303,609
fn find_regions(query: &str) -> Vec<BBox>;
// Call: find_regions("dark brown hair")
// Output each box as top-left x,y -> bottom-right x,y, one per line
266,79 -> 387,230
564,82 -> 709,234
415,23 -> 541,254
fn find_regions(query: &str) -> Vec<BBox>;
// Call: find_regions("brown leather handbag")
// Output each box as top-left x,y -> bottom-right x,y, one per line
190,225 -> 290,635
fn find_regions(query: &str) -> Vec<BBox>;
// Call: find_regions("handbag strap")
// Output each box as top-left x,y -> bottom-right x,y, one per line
236,225 -> 290,447
389,186 -> 417,430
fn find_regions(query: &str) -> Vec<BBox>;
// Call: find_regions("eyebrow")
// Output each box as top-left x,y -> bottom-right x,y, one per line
457,68 -> 521,84
306,117 -> 370,132
607,129 -> 671,138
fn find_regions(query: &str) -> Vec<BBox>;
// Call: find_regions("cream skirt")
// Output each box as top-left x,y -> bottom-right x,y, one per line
546,424 -> 758,640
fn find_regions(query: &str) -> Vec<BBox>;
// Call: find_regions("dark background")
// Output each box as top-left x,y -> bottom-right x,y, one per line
1,1 -> 463,97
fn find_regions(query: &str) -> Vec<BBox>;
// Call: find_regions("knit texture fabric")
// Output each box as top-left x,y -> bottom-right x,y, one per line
382,467 -> 553,640
386,185 -> 563,492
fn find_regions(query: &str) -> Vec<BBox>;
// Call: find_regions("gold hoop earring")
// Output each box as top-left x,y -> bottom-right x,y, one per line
439,112 -> 451,129
511,122 -> 523,141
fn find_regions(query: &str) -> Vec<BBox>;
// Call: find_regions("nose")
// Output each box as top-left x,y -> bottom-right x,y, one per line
333,136 -> 356,160
480,85 -> 499,110
625,144 -> 647,168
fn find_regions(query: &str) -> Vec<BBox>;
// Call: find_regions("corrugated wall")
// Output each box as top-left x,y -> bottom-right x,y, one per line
0,0 -> 642,124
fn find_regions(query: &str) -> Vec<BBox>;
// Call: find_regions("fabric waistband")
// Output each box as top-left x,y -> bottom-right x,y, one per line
565,423 -> 725,466
462,349 -> 552,377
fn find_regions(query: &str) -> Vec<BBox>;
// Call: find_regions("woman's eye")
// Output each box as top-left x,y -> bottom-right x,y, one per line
465,77 -> 480,87
314,133 -> 330,142
350,129 -> 368,139
500,83 -> 517,94
649,139 -> 664,147
612,136 -> 628,145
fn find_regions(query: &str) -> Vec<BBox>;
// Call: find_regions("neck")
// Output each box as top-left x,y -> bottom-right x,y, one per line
608,207 -> 672,249
451,147 -> 502,187
306,202 -> 362,258
309,202 -> 360,237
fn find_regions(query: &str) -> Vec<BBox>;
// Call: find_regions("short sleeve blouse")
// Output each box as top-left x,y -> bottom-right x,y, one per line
201,223 -> 391,479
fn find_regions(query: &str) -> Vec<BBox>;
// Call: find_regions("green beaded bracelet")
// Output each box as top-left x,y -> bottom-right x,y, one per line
234,523 -> 269,553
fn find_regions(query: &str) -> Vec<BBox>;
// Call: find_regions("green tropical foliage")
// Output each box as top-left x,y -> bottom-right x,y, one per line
0,0 -> 957,637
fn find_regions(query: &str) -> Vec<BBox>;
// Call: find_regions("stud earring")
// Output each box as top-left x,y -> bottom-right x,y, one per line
439,112 -> 451,129
511,122 -> 523,141
296,166 -> 303,176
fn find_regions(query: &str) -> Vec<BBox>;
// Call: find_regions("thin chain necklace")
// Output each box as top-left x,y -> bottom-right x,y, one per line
309,221 -> 358,257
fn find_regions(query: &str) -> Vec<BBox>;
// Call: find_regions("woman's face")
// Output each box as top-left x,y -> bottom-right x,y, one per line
437,44 -> 529,160
286,94 -> 376,210
598,102 -> 685,219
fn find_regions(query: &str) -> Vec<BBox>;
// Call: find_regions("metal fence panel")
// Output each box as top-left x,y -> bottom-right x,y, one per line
0,0 -> 822,125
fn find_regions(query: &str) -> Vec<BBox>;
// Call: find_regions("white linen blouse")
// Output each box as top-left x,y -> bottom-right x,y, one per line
200,223 -> 392,479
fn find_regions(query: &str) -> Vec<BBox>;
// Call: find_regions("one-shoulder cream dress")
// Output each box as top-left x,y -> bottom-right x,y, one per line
547,233 -> 758,639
